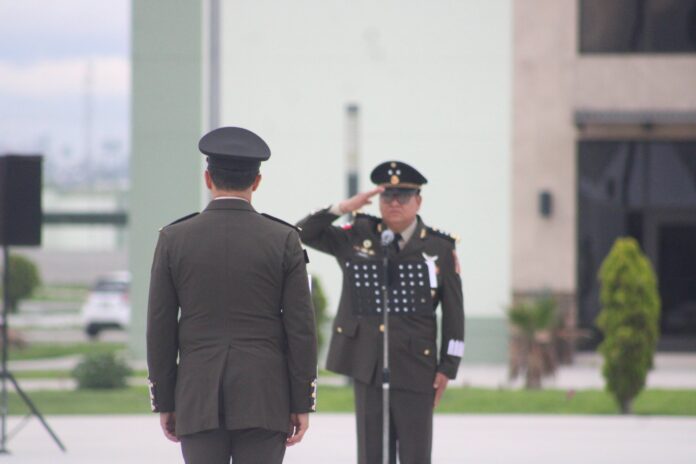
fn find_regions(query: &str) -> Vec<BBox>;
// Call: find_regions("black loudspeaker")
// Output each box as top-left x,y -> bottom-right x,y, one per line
0,154 -> 43,246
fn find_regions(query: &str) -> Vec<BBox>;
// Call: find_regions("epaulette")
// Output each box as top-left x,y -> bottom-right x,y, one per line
262,213 -> 309,263
425,226 -> 460,245
159,212 -> 199,231
261,213 -> 302,233
353,212 -> 383,232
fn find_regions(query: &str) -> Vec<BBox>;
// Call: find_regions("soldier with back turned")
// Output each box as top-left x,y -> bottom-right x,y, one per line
147,127 -> 318,464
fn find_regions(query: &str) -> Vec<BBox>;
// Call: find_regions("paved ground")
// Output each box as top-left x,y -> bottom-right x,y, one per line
455,352 -> 696,389
1,414 -> 694,463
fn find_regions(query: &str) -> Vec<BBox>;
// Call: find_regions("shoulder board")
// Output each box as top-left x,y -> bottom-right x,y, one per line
425,226 -> 460,245
261,213 -> 302,232
354,212 -> 381,223
159,212 -> 199,231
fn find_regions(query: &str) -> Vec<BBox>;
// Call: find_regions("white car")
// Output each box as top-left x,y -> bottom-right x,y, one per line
81,271 -> 131,338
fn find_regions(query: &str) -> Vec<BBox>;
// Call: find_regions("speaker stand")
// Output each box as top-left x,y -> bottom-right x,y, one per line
1,245 -> 66,453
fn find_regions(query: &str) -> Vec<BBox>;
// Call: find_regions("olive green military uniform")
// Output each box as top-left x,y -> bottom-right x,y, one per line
297,209 -> 465,464
147,199 -> 318,464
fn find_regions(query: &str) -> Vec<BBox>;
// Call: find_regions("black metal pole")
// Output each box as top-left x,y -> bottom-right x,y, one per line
6,373 -> 65,452
380,244 -> 390,464
0,245 -> 65,453
1,245 -> 8,454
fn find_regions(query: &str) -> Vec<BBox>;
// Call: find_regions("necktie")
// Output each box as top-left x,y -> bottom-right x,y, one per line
393,233 -> 403,253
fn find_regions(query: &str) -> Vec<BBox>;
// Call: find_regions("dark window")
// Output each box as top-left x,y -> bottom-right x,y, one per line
577,141 -> 696,346
580,0 -> 696,53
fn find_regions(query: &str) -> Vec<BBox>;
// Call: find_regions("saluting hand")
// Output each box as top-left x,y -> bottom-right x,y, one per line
433,372 -> 449,408
338,187 -> 385,214
159,412 -> 179,443
286,413 -> 309,447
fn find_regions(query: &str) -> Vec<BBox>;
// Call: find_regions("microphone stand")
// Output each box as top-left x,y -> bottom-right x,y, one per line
380,232 -> 393,464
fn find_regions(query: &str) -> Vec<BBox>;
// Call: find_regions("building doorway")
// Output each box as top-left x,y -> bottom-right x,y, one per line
577,140 -> 696,350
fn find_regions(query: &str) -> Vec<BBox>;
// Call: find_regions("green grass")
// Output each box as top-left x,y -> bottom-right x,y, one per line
14,370 -> 73,380
27,284 -> 89,303
436,388 -> 696,416
5,386 -> 696,416
8,387 -> 152,415
9,342 -> 126,361
14,370 -> 148,381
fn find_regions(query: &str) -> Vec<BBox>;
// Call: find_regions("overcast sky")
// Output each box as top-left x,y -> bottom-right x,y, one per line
0,0 -> 129,165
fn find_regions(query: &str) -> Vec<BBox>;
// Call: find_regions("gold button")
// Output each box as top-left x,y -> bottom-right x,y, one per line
424,349 -> 430,356
379,324 -> 385,333
337,327 -> 343,333
311,393 -> 316,398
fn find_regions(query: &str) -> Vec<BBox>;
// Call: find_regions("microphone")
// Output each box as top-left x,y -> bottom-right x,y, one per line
381,229 -> 395,247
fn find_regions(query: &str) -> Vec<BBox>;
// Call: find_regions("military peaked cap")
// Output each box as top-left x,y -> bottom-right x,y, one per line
199,126 -> 271,171
370,161 -> 427,189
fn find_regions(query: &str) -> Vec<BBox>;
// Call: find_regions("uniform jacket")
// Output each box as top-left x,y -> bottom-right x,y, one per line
297,208 -> 464,393
147,199 -> 317,436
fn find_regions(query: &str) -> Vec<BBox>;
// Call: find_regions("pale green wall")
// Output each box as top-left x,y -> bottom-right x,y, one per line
129,0 -> 509,363
463,318 -> 508,363
129,0 -> 205,358
218,0 -> 511,362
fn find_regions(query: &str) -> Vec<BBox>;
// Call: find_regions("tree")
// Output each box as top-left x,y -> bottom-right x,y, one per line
596,237 -> 660,414
2,254 -> 41,312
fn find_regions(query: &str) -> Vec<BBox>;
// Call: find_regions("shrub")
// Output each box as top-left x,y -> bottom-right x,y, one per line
596,237 -> 661,414
72,352 -> 133,389
311,275 -> 328,354
2,254 -> 41,312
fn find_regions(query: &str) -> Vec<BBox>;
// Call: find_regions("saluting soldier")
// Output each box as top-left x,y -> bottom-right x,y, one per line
147,127 -> 318,464
297,161 -> 465,464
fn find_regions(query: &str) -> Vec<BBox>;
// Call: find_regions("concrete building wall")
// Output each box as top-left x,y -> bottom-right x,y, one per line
513,0 -> 577,294
574,57 -> 696,110
512,0 -> 696,299
129,0 -> 206,358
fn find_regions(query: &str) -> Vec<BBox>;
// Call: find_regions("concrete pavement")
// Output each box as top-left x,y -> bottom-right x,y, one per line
1,414 -> 694,463
454,353 -> 696,389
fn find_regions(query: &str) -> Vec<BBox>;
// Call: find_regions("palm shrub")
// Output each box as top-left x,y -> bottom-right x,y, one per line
596,237 -> 660,414
507,296 -> 558,389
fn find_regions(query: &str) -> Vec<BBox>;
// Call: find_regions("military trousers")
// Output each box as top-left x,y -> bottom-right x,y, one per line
354,379 -> 434,464
180,427 -> 286,464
